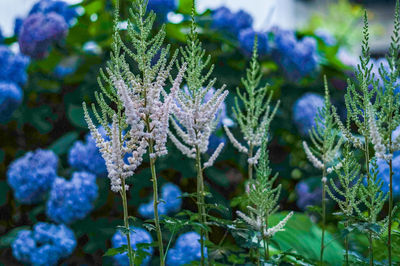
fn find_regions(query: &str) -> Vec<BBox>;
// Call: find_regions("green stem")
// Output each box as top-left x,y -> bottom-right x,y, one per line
257,237 -> 261,266
196,146 -> 207,266
388,159 -> 393,266
248,144 -> 254,180
364,136 -> 374,266
344,221 -> 349,266
121,179 -> 134,266
320,172 -> 327,265
149,141 -> 165,266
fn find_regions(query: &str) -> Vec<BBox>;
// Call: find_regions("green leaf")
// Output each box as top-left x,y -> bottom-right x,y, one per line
68,104 -> 87,128
103,245 -> 128,256
49,132 -> 79,155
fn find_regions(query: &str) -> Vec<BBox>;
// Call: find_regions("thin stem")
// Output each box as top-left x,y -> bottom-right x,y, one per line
257,237 -> 261,266
388,159 -> 393,266
344,221 -> 349,266
320,171 -> 327,265
248,144 -> 254,180
196,146 -> 207,266
364,136 -> 374,266
121,179 -> 134,266
264,217 -> 269,261
149,140 -> 165,266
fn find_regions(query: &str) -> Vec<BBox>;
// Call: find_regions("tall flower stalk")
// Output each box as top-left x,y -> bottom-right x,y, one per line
236,126 -> 293,265
168,10 -> 228,265
83,1 -> 186,265
224,36 -> 280,180
302,78 -> 343,264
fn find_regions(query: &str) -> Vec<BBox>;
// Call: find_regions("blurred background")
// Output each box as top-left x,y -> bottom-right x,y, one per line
0,0 -> 399,265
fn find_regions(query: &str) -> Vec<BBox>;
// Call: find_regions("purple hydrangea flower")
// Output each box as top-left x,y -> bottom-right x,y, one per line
212,7 -> 253,36
273,28 -> 319,80
68,128 -> 107,176
295,181 -> 322,210
7,149 -> 59,204
112,227 -> 153,266
292,93 -> 324,136
166,231 -> 207,265
46,171 -> 98,224
29,0 -> 78,25
138,182 -> 182,219
238,28 -> 269,56
14,17 -> 24,36
12,222 -> 76,265
147,0 -> 177,21
0,82 -> 23,122
19,12 -> 68,59
0,45 -> 30,85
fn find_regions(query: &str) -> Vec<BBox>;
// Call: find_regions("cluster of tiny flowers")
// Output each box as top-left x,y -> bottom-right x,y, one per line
211,7 -> 270,56
139,182 -> 182,218
18,0 -> 77,59
272,28 -> 319,80
293,93 -> 324,135
68,127 -> 107,176
368,106 -> 391,160
373,156 -> 400,197
166,231 -> 207,265
147,0 -> 177,21
112,227 -> 153,266
0,45 -> 29,121
7,149 -> 59,204
12,222 -> 76,266
295,181 -> 322,210
46,171 -> 98,224
169,84 -> 228,166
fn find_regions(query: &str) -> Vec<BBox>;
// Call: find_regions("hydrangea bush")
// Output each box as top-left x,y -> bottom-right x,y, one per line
1,0 -> 400,265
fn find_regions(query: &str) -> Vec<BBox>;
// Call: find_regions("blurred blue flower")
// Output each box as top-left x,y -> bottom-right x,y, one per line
7,149 -> 59,204
29,0 -> 78,25
207,133 -> 227,155
372,156 -> 400,197
166,231 -> 207,265
0,45 -> 30,85
337,48 -> 358,68
68,128 -> 107,176
14,17 -> 24,36
238,28 -> 269,56
12,222 -> 76,265
0,28 -> 3,43
112,227 -> 153,266
273,28 -> 318,80
47,171 -> 98,224
147,0 -> 177,21
212,7 -> 253,36
0,82 -> 23,122
19,12 -> 68,59
295,180 -> 322,210
54,56 -> 78,77
369,58 -> 400,94
315,28 -> 336,46
292,93 -> 324,136
138,182 -> 182,218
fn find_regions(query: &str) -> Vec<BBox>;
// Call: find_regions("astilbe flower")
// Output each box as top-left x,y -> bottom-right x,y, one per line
273,28 -> 319,80
7,149 -> 58,204
239,28 -> 269,56
211,7 -> 253,36
0,82 -> 23,122
138,182 -> 182,218
19,12 -> 68,59
68,127 -> 107,176
293,93 -> 324,136
46,171 -> 98,224
112,227 -> 153,266
225,37 -> 279,170
12,222 -> 76,266
166,232 -> 207,265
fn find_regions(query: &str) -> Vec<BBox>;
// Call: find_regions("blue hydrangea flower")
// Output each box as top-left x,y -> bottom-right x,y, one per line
68,128 -> 107,176
337,48 -> 358,68
47,171 -> 98,224
29,0 -> 78,25
292,93 -> 324,136
295,181 -> 322,210
19,12 -> 68,59
207,133 -> 227,155
238,28 -> 269,56
315,28 -> 336,46
166,231 -> 207,265
147,0 -> 177,21
212,7 -> 253,36
7,149 -> 59,204
138,182 -> 182,219
0,45 -> 30,85
12,222 -> 76,266
0,82 -> 23,122
14,17 -> 24,36
369,58 -> 400,94
112,227 -> 153,266
0,28 -> 3,43
372,156 -> 400,197
273,28 -> 319,80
